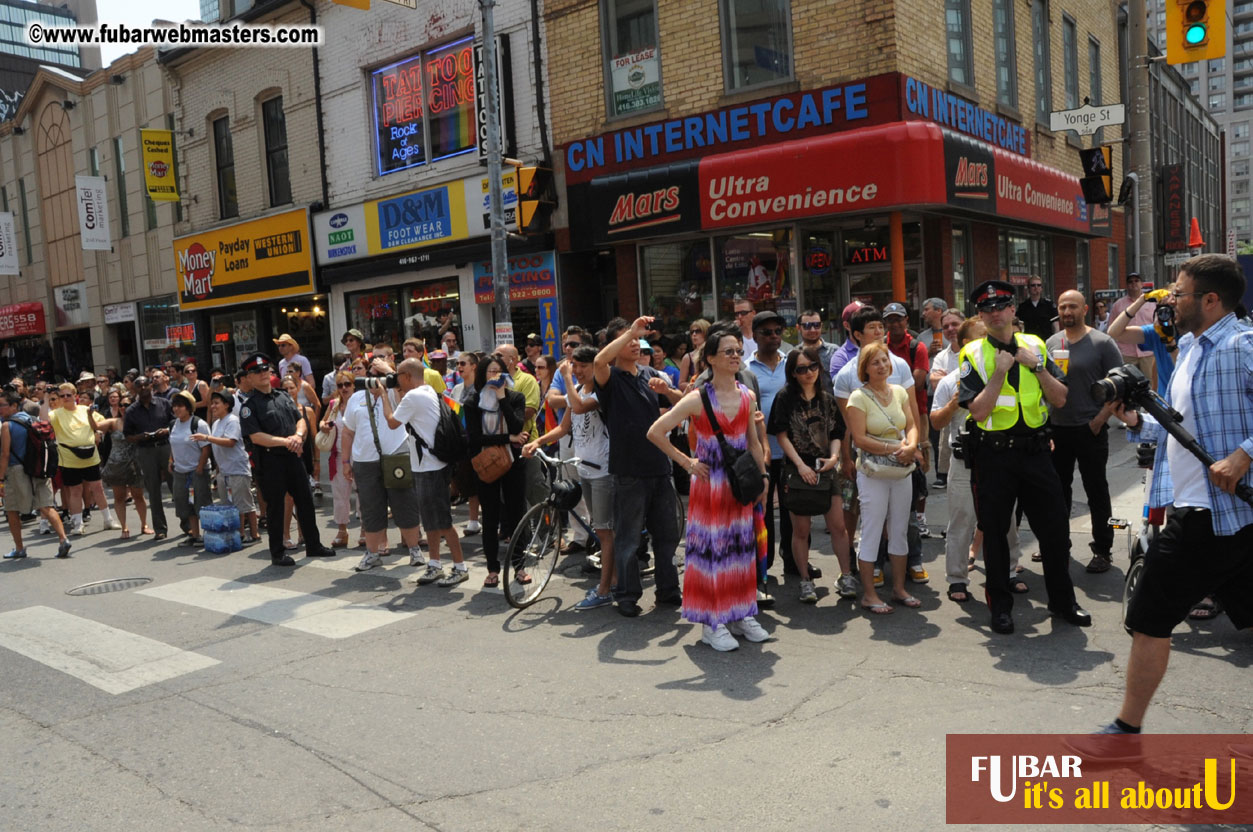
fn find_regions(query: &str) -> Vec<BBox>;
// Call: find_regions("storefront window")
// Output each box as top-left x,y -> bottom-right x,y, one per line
839,222 -> 923,324
951,223 -> 971,313
209,309 -> 259,374
346,288 -> 403,354
139,295 -> 196,369
998,231 -> 1052,297
272,298 -> 332,379
800,230 -> 840,342
716,229 -> 794,326
405,277 -> 462,349
640,239 -> 714,337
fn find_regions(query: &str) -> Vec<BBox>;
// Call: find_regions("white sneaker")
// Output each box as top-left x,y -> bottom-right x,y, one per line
701,624 -> 739,651
104,517 -> 122,531
354,551 -> 382,571
408,547 -> 426,567
463,520 -> 481,536
38,518 -> 51,534
71,522 -> 85,537
727,616 -> 770,643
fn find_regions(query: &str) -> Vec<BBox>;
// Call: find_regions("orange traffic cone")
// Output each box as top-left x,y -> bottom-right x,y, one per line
1188,217 -> 1205,249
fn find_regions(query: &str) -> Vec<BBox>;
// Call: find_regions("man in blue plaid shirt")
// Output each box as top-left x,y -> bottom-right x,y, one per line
1101,254 -> 1253,736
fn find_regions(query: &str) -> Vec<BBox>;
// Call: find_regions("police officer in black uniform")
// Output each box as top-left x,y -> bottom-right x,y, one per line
957,281 -> 1091,634
238,353 -> 336,566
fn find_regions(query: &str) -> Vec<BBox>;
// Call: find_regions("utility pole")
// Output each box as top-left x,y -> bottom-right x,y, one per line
1127,0 -> 1155,278
480,0 -> 511,343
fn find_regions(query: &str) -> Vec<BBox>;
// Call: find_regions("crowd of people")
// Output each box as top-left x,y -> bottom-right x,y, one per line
2,260 -> 1251,681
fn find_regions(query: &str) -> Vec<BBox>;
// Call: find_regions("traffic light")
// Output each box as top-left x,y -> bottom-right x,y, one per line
514,165 -> 555,234
1166,0 -> 1226,65
1078,146 -> 1112,205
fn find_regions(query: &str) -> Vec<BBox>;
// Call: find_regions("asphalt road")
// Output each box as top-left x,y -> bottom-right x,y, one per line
0,434 -> 1248,831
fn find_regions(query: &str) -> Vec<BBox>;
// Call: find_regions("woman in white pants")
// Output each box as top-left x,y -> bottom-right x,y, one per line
319,371 -> 357,548
844,342 -> 921,615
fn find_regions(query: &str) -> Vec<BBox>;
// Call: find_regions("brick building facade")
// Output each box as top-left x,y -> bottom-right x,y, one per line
546,0 -> 1131,341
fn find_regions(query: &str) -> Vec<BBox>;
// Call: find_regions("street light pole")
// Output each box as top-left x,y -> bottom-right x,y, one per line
480,0 -> 511,344
1127,0 -> 1155,279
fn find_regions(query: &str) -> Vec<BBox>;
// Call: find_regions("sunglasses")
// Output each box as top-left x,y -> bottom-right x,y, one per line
793,363 -> 819,374
800,322 -> 822,330
564,342 -> 580,350
757,328 -> 782,336
720,348 -> 744,358
337,382 -> 354,388
688,329 -> 702,335
734,310 -> 753,317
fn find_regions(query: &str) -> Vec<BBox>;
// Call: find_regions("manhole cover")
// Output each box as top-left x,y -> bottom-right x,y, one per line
66,577 -> 153,596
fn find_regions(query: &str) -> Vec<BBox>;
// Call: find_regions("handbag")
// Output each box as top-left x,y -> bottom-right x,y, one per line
699,385 -> 764,506
856,386 -> 916,481
314,401 -> 337,453
782,461 -> 833,516
471,444 -> 512,484
365,391 -> 413,490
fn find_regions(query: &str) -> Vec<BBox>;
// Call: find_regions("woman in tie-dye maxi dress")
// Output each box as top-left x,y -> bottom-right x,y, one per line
682,381 -> 760,628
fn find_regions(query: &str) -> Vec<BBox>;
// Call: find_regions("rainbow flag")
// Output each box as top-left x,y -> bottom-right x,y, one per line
442,393 -> 464,425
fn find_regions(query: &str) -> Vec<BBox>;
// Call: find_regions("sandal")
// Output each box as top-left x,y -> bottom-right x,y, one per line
860,599 -> 894,615
1031,551 -> 1044,562
947,583 -> 971,603
154,532 -> 167,541
1188,597 -> 1222,620
141,526 -> 154,535
483,573 -> 500,588
120,529 -> 131,539
514,571 -> 532,585
331,535 -> 349,548
892,594 -> 922,608
1010,577 -> 1030,594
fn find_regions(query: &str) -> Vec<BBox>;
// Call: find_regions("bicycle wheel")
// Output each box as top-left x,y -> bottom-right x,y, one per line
503,501 -> 562,609
1121,541 -> 1146,637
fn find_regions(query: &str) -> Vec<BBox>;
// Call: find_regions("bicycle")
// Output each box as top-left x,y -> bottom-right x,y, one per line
503,450 -> 587,609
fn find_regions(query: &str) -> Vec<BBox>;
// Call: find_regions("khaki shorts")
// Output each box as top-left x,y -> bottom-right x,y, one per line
4,464 -> 54,514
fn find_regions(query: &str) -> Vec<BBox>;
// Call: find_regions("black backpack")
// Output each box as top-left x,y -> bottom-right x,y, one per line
410,396 -> 468,464
14,414 -> 58,479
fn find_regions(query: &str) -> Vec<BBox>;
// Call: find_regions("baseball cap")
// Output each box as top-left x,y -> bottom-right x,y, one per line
752,310 -> 784,330
882,302 -> 908,319
341,328 -> 365,344
638,338 -> 653,353
841,301 -> 863,325
429,350 -> 448,360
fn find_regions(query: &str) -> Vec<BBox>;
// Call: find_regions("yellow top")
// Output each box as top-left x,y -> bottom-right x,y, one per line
511,368 -> 541,438
49,405 -> 100,468
847,385 -> 909,443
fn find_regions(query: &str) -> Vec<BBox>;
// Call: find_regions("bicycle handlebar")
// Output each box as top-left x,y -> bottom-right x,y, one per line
534,449 -> 581,468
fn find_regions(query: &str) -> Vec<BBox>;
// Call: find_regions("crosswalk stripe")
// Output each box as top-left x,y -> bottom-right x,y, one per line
0,606 -> 219,695
136,576 -> 415,639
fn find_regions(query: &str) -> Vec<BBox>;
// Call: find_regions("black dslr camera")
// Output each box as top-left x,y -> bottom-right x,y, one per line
1090,365 -> 1152,407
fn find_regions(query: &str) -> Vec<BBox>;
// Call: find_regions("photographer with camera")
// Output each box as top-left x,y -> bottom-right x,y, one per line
958,280 -> 1091,635
1098,254 -> 1253,737
1105,283 -> 1177,398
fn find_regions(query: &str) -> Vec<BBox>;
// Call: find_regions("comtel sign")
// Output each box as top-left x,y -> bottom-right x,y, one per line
1049,102 -> 1126,137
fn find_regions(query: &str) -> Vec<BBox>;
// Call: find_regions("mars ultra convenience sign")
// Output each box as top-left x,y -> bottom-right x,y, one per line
173,208 -> 313,310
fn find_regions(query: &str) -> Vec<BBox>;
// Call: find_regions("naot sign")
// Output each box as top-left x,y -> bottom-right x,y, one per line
1049,102 -> 1126,137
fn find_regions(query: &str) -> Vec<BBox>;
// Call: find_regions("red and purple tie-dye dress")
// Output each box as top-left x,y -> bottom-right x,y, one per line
683,383 -> 759,628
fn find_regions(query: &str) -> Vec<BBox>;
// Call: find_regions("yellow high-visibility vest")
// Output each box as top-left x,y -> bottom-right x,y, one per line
958,333 -> 1049,431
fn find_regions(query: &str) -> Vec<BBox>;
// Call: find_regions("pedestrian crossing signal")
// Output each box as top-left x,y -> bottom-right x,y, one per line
1078,146 -> 1113,205
1166,0 -> 1226,64
514,166 -> 555,234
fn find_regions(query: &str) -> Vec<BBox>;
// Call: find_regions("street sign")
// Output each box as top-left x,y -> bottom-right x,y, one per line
1228,229 -> 1238,258
1049,103 -> 1126,136
1163,251 -> 1190,267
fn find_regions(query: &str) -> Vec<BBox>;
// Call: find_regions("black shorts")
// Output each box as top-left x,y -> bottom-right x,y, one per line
60,464 -> 101,486
1125,507 -> 1253,638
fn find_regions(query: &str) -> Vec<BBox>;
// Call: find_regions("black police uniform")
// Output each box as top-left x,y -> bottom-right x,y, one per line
957,281 -> 1089,633
238,355 -> 332,564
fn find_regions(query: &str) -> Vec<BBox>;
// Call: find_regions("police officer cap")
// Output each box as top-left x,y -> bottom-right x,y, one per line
240,353 -> 273,374
971,280 -> 1017,309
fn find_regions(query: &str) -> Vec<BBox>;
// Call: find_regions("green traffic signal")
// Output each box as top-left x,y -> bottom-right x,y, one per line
1185,23 -> 1208,44
1184,1 -> 1208,45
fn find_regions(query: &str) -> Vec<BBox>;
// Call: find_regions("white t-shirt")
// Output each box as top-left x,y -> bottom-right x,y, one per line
833,349 -> 916,401
210,413 -> 252,477
341,389 -> 416,467
569,387 -> 609,480
1167,343 -> 1210,509
929,370 -> 967,447
279,353 -> 313,382
392,385 -> 446,473
932,346 -> 958,378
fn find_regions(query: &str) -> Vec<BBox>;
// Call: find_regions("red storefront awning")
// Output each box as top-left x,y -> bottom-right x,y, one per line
0,302 -> 45,339
695,120 -> 1097,236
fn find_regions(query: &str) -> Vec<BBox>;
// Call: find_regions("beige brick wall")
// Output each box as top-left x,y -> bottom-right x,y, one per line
548,0 -> 1122,177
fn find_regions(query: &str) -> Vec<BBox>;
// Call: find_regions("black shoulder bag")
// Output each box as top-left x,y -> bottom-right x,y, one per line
698,384 -> 764,505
